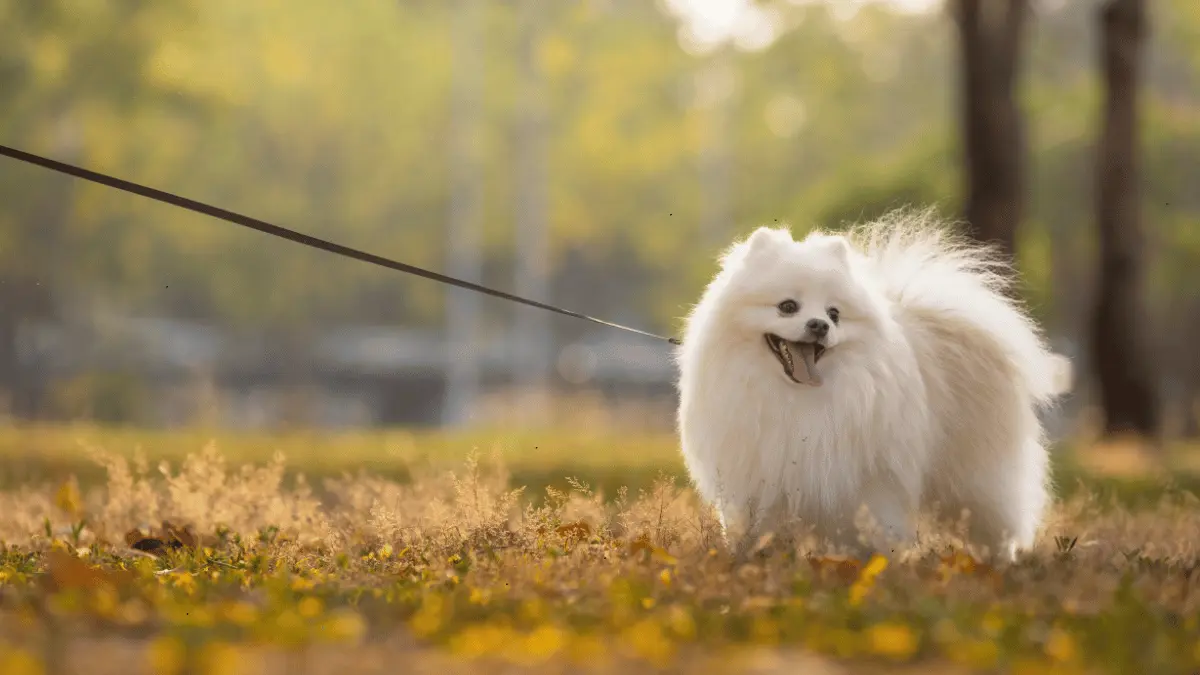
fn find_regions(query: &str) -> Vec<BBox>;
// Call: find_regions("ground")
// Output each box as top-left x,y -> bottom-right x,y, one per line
0,424 -> 1198,674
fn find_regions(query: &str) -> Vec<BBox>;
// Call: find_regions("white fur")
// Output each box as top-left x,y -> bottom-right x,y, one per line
675,209 -> 1071,561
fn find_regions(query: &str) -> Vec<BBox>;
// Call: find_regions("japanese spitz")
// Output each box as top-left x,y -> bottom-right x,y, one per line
675,210 -> 1072,561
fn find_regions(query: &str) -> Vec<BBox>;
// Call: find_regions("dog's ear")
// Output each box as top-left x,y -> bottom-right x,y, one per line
820,234 -> 852,262
721,226 -> 791,269
745,226 -> 792,255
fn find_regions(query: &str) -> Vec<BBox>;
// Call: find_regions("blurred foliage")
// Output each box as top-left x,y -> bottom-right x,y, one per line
0,0 -> 1198,340
45,372 -> 147,424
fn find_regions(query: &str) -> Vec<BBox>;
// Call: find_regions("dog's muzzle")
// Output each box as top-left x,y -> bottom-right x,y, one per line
764,334 -> 825,386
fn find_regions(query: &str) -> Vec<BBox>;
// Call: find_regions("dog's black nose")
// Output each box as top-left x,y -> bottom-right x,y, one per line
806,318 -> 829,338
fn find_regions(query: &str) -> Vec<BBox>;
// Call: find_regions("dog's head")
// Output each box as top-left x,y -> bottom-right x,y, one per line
710,226 -> 884,386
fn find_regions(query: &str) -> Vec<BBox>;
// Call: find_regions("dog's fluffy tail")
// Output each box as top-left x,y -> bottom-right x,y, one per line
839,207 -> 1073,405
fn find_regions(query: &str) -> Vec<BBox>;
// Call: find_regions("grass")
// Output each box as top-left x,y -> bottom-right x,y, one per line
0,424 -> 1199,674
0,424 -> 684,502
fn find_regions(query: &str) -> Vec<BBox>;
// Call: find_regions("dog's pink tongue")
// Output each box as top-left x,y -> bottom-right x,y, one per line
795,343 -> 823,386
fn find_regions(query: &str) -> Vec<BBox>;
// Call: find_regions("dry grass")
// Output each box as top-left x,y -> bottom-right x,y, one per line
0,424 -> 683,500
0,428 -> 1199,674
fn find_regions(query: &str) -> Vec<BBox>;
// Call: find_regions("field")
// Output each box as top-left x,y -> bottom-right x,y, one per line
1,425 -> 1199,675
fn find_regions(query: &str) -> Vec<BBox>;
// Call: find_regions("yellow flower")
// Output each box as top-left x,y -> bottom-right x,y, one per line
147,636 -> 186,675
519,598 -> 546,623
1045,627 -> 1077,663
848,582 -> 871,606
651,547 -> 677,566
751,616 -> 780,645
848,555 -> 888,607
290,577 -> 315,592
221,601 -> 258,627
298,596 -> 324,619
666,606 -> 696,640
469,587 -> 492,605
862,554 -> 889,578
321,610 -> 367,643
658,569 -> 671,586
945,638 -> 999,669
54,480 -> 82,516
197,642 -> 245,675
450,622 -> 511,658
0,648 -> 45,675
516,625 -> 566,664
931,618 -> 959,645
981,609 -> 1006,637
621,618 -> 675,666
169,572 -> 196,595
117,600 -> 149,627
831,628 -> 861,658
166,602 -> 214,628
269,608 -> 306,644
866,622 -> 919,660
85,584 -> 119,619
409,595 -> 446,638
567,633 -> 609,665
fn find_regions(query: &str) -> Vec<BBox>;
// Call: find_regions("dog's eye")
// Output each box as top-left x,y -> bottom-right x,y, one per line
777,300 -> 799,315
827,307 -> 840,324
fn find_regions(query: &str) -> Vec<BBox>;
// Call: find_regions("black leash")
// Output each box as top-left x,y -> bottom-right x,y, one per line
0,143 -> 681,346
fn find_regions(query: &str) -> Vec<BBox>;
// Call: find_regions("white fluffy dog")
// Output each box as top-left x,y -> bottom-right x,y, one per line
675,210 -> 1072,561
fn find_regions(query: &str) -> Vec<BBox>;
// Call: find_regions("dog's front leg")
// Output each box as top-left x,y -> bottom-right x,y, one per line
718,501 -> 759,555
856,475 -> 919,557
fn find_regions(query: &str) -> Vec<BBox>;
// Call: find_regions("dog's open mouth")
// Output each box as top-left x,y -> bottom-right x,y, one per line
764,334 -> 825,386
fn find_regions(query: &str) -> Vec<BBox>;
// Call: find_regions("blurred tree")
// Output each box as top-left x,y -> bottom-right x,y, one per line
0,0 -> 196,417
511,0 -> 552,419
696,45 -> 736,249
953,0 -> 1029,260
442,0 -> 485,427
1091,0 -> 1160,439
2,0 -> 1199,427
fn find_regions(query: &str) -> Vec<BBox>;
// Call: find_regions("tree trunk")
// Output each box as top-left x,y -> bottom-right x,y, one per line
0,111 -> 77,421
697,46 -> 735,249
954,0 -> 1029,260
0,278 -> 54,420
0,300 -> 21,420
1091,0 -> 1160,438
441,0 -> 485,427
512,0 -> 552,424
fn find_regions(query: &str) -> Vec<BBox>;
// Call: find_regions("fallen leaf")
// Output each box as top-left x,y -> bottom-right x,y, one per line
41,551 -> 130,592
555,521 -> 592,543
630,534 -> 653,556
651,547 -> 678,566
808,555 -> 864,584
162,521 -> 198,549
